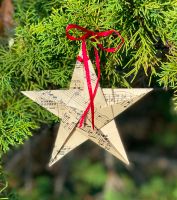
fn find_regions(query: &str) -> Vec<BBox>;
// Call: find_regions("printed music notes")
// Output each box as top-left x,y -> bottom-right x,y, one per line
22,50 -> 153,167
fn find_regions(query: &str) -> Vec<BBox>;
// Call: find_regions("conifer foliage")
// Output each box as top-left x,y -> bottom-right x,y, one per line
0,0 -> 177,198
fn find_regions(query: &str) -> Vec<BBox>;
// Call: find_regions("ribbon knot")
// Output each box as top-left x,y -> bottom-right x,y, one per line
66,24 -> 124,129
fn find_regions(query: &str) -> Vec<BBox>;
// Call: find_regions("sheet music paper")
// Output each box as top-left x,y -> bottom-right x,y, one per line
22,50 -> 153,167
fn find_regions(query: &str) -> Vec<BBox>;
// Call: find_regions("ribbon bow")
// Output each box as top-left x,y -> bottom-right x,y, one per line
66,24 -> 124,129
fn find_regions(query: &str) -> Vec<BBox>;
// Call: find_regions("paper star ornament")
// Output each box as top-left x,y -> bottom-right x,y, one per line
22,51 -> 152,167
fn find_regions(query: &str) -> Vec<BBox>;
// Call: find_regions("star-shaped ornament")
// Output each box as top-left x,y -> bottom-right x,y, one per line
22,50 -> 152,167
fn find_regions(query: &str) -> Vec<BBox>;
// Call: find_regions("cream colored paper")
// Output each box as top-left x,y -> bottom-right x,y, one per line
22,50 -> 152,167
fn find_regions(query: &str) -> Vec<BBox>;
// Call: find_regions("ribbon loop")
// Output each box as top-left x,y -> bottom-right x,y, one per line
66,24 -> 124,129
66,24 -> 95,41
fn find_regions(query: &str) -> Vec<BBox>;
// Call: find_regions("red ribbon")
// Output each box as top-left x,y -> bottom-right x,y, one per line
66,24 -> 124,129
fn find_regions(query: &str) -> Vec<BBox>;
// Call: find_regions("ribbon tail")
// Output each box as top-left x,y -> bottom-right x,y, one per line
79,40 -> 95,128
93,47 -> 100,96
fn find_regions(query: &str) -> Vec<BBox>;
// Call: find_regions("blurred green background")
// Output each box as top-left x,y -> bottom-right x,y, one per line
1,0 -> 177,199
